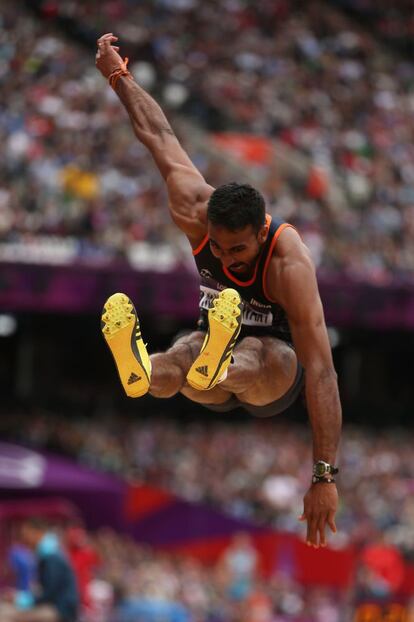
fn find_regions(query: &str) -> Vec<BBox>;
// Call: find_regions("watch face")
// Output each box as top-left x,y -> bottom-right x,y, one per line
314,462 -> 328,477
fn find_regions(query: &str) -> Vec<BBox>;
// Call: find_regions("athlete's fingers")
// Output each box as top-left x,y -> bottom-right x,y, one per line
327,511 -> 337,533
299,508 -> 312,542
317,516 -> 328,548
98,40 -> 119,57
97,33 -> 114,44
307,515 -> 318,547
97,34 -> 118,48
299,512 -> 314,546
96,45 -> 119,62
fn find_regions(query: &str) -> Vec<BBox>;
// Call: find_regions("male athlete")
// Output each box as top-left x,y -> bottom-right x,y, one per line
96,33 -> 342,549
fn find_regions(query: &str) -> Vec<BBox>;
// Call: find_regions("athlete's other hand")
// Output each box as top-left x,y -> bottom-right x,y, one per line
95,33 -> 123,78
299,483 -> 338,548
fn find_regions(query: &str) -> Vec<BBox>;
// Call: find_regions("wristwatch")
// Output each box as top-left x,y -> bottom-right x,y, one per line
312,460 -> 338,484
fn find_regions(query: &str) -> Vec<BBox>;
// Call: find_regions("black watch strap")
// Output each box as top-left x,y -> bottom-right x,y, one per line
312,476 -> 336,484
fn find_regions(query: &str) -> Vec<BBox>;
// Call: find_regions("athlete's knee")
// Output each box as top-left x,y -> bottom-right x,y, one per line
268,340 -> 296,374
149,352 -> 182,398
223,338 -> 297,396
149,332 -> 205,398
174,331 -> 205,359
221,338 -> 265,393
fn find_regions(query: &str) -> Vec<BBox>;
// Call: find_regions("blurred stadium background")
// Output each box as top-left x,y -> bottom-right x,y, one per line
1,0 -> 414,620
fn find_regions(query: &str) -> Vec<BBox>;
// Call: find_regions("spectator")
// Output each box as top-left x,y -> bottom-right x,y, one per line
3,517 -> 79,622
356,534 -> 405,602
65,525 -> 100,614
218,532 -> 259,601
8,544 -> 36,610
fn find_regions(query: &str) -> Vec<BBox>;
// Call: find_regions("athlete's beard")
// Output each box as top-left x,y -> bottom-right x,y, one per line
228,241 -> 263,276
228,255 -> 259,277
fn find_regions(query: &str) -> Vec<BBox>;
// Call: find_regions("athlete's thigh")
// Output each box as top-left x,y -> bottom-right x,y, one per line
167,329 -> 205,359
170,331 -> 233,405
234,334 -> 298,405
233,334 -> 296,369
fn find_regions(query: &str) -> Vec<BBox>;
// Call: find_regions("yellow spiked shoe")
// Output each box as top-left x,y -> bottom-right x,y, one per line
186,288 -> 243,391
101,293 -> 151,398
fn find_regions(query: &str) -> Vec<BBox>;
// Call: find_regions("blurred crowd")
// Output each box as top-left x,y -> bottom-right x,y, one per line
3,410 -> 414,620
0,1 -> 181,264
2,518 -> 350,622
92,528 -> 353,622
332,0 -> 414,54
2,411 -> 414,560
1,0 -> 414,280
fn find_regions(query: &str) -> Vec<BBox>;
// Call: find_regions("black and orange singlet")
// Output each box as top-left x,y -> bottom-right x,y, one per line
193,215 -> 294,342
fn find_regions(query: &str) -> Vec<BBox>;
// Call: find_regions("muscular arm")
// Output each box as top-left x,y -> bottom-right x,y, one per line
269,231 -> 341,461
284,265 -> 341,464
267,228 -> 341,546
113,76 -> 195,179
95,33 -> 212,243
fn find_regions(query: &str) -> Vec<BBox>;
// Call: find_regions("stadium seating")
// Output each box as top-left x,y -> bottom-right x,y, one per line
1,0 -> 414,281
2,411 -> 413,553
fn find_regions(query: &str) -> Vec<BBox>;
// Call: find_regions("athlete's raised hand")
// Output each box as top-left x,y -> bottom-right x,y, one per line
94,31 -> 210,239
299,483 -> 338,548
95,33 -> 123,78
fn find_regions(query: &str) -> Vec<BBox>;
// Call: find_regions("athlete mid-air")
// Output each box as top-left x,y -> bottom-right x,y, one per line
96,33 -> 342,549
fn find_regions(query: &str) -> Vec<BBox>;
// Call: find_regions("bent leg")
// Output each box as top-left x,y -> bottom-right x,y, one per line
150,331 -> 233,405
220,336 -> 298,406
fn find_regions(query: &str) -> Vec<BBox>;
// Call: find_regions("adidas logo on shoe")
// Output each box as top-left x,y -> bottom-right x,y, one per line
195,365 -> 208,377
127,372 -> 142,385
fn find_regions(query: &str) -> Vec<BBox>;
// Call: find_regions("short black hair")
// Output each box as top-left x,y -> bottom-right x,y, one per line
207,183 -> 266,233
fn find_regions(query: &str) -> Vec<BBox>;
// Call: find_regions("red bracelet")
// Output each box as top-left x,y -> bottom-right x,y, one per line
108,57 -> 133,90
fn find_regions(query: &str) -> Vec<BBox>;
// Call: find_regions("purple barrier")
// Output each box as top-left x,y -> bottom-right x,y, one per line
125,496 -> 265,547
0,443 -> 127,530
0,262 -> 199,318
1,261 -> 414,328
0,443 -> 262,540
318,273 -> 414,330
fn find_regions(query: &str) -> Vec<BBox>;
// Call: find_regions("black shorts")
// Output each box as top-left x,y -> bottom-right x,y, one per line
203,359 -> 304,418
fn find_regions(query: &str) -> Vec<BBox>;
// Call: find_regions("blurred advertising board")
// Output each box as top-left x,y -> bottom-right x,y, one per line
0,262 -> 198,318
1,262 -> 414,328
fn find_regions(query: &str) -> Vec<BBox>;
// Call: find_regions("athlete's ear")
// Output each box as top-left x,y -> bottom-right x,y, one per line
258,223 -> 269,244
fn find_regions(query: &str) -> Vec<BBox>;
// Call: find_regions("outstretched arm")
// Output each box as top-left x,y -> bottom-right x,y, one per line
267,228 -> 341,548
95,33 -> 212,243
